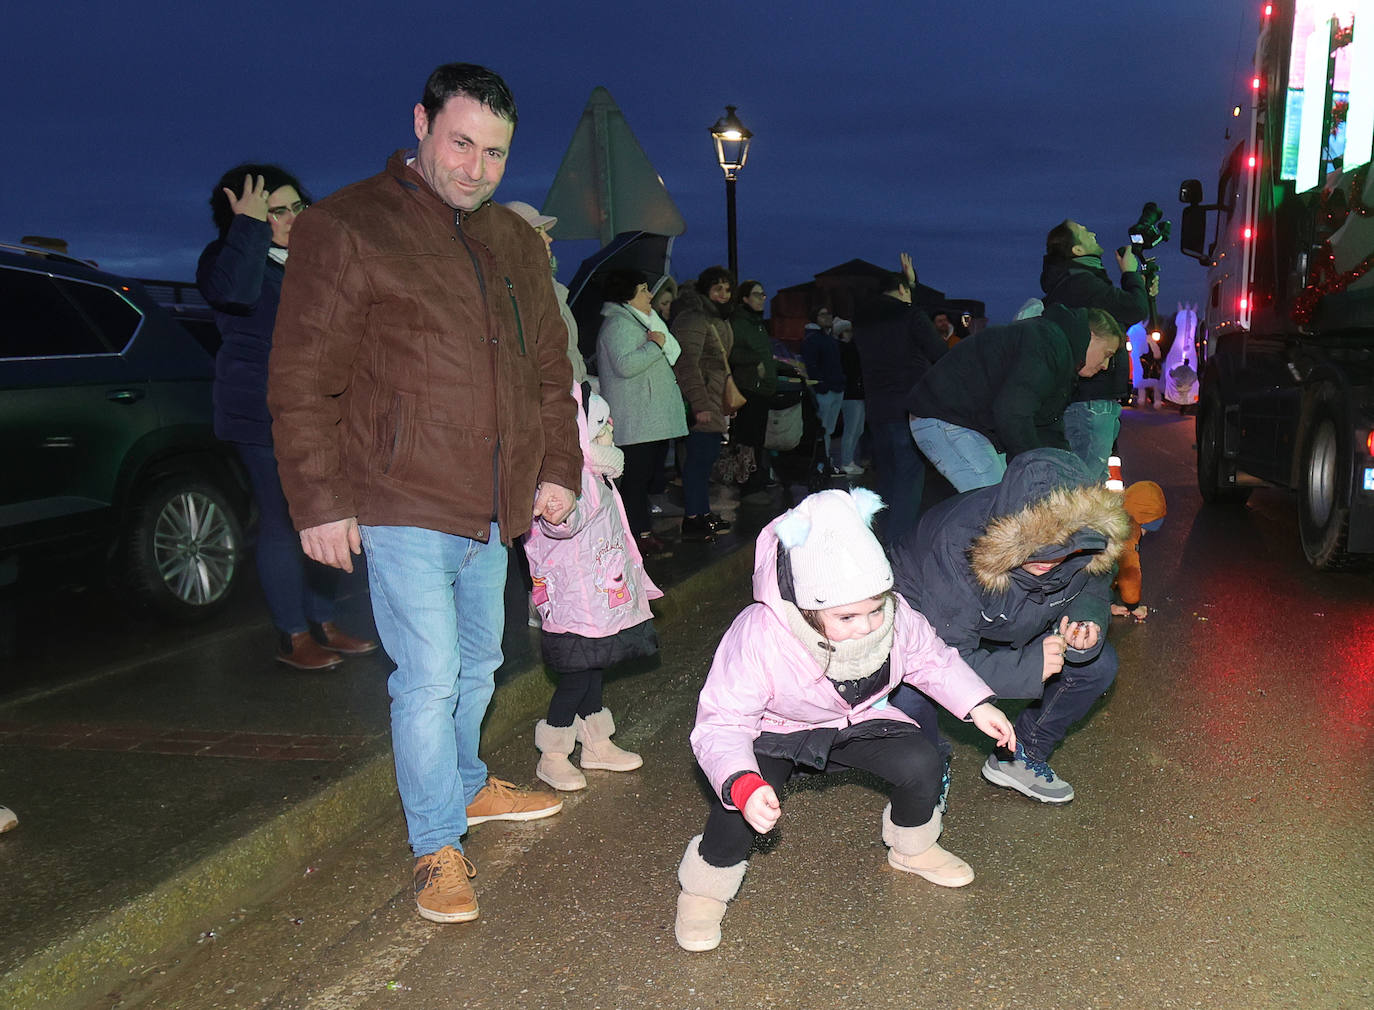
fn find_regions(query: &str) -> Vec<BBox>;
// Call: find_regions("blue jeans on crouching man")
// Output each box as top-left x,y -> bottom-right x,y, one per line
907,416 -> 1006,493
893,643 -> 1118,763
1062,400 -> 1121,484
359,522 -> 506,858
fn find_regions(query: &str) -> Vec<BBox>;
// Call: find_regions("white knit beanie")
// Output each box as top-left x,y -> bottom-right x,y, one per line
774,488 -> 891,609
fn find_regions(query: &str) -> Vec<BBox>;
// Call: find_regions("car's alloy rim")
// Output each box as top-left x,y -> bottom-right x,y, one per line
152,491 -> 238,605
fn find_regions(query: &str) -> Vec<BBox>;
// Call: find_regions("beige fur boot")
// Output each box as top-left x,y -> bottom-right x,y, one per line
882,803 -> 974,887
535,720 -> 586,792
575,709 -> 643,771
675,834 -> 748,952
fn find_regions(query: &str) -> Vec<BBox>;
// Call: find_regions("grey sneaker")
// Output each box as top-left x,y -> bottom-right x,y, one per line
981,743 -> 1074,803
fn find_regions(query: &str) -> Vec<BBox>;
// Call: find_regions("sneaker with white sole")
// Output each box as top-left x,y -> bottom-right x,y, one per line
841,463 -> 865,476
465,776 -> 563,825
413,845 -> 478,923
981,743 -> 1074,803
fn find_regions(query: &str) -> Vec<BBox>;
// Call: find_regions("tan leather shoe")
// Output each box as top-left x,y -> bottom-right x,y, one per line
465,776 -> 562,825
277,631 -> 344,671
413,845 -> 478,923
312,622 -> 379,655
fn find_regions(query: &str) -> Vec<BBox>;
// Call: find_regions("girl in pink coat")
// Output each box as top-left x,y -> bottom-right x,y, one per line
673,488 -> 1016,952
524,384 -> 662,792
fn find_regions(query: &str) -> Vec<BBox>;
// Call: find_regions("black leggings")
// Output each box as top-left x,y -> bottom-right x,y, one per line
546,667 -> 605,727
698,724 -> 942,867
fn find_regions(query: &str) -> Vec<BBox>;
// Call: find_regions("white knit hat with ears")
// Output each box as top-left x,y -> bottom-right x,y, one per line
774,488 -> 891,609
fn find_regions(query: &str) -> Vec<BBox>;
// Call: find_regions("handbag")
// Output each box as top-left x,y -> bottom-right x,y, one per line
716,331 -> 748,416
764,403 -> 804,451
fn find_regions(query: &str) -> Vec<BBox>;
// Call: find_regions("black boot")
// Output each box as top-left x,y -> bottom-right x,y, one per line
681,515 -> 717,542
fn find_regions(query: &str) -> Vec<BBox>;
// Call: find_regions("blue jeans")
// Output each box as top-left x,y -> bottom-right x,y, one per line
908,417 -> 1006,492
892,642 -> 1118,763
870,420 -> 925,548
682,429 -> 723,516
1063,400 -> 1121,483
234,443 -> 336,633
359,523 -> 507,857
814,391 -> 843,465
839,399 -> 865,468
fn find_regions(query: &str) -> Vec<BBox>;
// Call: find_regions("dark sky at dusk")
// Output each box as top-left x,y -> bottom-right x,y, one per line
2,2 -> 1260,323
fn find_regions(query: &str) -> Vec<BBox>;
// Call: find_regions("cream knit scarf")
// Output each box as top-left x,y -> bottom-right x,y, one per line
779,596 -> 895,683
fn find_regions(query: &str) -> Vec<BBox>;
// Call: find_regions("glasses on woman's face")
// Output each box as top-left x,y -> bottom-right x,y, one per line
746,289 -> 766,301
267,200 -> 309,221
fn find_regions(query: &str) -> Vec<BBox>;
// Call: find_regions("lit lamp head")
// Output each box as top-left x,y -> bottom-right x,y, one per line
710,105 -> 753,181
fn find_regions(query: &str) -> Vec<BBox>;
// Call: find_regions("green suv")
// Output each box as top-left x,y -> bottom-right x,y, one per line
0,243 -> 249,622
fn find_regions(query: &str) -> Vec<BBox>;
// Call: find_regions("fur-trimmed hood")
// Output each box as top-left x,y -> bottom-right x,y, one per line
968,450 -> 1130,592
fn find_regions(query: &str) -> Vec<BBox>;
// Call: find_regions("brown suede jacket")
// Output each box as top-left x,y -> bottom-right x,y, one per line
268,151 -> 581,545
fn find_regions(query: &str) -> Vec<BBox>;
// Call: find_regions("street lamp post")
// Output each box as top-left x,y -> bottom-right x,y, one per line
710,105 -> 753,280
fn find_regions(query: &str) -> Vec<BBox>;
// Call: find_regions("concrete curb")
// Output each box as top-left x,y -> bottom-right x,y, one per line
2,542 -> 754,1008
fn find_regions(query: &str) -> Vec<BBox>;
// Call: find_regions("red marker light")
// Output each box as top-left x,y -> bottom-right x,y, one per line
1367,431 -> 1374,456
1244,227 -> 1253,239
1264,3 -> 1273,16
1240,296 -> 1249,310
1249,155 -> 1258,168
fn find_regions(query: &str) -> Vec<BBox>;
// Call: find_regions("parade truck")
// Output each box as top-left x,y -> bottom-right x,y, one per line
1180,0 -> 1374,568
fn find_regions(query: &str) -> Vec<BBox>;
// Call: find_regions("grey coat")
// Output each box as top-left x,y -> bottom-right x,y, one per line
595,301 -> 689,446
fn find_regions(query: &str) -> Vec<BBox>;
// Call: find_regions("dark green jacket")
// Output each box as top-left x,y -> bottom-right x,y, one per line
904,303 -> 1092,458
728,306 -> 777,397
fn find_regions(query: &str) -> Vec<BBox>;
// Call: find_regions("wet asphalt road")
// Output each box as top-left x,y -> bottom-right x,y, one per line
44,409 -> 1374,1009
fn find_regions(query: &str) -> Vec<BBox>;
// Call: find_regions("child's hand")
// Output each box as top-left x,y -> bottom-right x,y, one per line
1041,632 -> 1067,682
1130,605 -> 1149,621
1110,603 -> 1130,617
743,785 -> 781,834
1057,616 -> 1101,651
970,702 -> 1016,752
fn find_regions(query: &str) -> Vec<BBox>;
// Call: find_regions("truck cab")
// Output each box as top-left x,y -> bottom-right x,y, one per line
1181,0 -> 1374,568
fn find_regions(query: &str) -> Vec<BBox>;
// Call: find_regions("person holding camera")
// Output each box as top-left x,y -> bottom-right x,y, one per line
1040,220 -> 1154,482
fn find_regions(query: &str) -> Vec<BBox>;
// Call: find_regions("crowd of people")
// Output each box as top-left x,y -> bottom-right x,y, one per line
154,60 -> 1173,943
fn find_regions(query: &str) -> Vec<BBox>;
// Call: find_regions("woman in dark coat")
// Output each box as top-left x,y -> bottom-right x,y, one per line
727,279 -> 779,496
197,163 -> 375,670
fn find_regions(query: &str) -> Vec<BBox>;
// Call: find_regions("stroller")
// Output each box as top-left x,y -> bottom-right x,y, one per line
765,358 -> 834,493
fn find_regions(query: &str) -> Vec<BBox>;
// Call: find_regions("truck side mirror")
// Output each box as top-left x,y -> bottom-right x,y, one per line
1179,205 -> 1211,265
1179,178 -> 1204,205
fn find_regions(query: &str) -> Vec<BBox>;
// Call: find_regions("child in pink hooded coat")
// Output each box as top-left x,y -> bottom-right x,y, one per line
524,384 -> 662,792
673,488 -> 1016,952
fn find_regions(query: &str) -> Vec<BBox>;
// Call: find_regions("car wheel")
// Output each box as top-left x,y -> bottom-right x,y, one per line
1196,392 -> 1251,505
1297,389 -> 1361,569
126,475 -> 244,622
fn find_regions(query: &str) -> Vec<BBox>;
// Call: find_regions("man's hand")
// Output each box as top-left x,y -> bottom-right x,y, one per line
743,784 -> 781,834
533,482 -> 576,525
1058,615 -> 1101,651
1042,631 -> 1067,682
300,517 -> 362,573
970,702 -> 1016,752
1116,247 -> 1140,273
899,251 -> 917,287
223,173 -> 270,222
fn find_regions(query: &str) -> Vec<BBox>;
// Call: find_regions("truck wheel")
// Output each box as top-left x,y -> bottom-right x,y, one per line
1196,393 -> 1250,505
1297,391 -> 1360,569
126,475 -> 244,622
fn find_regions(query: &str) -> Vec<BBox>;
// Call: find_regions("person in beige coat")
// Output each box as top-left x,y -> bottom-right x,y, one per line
670,266 -> 736,542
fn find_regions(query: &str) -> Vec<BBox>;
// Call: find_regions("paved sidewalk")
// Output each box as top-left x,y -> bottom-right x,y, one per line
0,474 -> 825,1008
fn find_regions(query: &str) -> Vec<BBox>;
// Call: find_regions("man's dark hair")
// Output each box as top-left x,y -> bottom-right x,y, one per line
209,163 -> 311,238
1085,307 -> 1125,344
1045,219 -> 1077,261
695,265 -> 734,295
878,271 -> 908,296
602,269 -> 649,304
813,305 -> 834,322
419,63 -> 518,130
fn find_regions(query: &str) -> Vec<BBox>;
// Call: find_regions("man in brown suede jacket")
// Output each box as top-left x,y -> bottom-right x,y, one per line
268,63 -> 581,926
